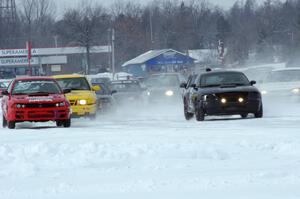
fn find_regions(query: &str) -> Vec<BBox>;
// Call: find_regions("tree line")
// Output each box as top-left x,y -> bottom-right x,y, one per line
0,0 -> 300,73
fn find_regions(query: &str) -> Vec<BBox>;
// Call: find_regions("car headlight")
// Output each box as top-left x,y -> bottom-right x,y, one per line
16,104 -> 26,108
291,88 -> 300,94
261,90 -> 268,95
165,90 -> 174,96
238,97 -> 244,103
221,98 -> 227,104
56,102 -> 65,107
79,99 -> 87,105
147,91 -> 151,96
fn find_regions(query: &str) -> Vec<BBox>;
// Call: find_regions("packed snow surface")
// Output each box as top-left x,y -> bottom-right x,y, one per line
1,100 -> 300,199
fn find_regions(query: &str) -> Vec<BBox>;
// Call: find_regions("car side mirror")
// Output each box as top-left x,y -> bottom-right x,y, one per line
63,89 -> 71,94
92,85 -> 100,91
180,82 -> 187,88
250,80 -> 256,85
2,90 -> 9,96
111,90 -> 117,95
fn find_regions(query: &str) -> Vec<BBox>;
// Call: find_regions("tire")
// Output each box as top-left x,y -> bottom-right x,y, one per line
63,119 -> 71,128
56,120 -> 63,127
8,121 -> 16,129
184,100 -> 194,120
254,104 -> 263,118
195,106 -> 205,121
2,115 -> 7,128
240,113 -> 248,118
89,114 -> 97,120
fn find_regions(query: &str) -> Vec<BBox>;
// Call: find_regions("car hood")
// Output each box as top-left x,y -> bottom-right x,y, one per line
11,94 -> 66,103
148,86 -> 180,92
258,82 -> 300,92
200,85 -> 259,95
65,90 -> 96,100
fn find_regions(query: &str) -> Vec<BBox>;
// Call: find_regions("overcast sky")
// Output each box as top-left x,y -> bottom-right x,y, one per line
53,0 -> 238,14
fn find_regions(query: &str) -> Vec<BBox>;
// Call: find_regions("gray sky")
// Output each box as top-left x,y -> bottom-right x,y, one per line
54,0 -> 238,13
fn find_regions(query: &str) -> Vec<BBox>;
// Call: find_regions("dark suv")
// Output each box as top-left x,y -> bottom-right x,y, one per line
180,70 -> 263,121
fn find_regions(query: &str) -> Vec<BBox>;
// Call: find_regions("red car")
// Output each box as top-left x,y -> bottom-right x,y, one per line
1,77 -> 71,129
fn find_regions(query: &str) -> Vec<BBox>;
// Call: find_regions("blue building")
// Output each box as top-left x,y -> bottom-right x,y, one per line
122,49 -> 195,77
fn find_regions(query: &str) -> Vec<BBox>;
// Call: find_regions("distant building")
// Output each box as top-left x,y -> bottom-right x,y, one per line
0,46 -> 110,76
122,49 -> 195,77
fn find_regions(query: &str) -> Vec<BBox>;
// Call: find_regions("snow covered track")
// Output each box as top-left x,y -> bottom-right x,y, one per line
1,103 -> 300,199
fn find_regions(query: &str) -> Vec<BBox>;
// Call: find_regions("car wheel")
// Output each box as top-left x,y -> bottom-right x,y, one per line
89,114 -> 97,120
195,106 -> 205,121
255,104 -> 263,118
56,120 -> 63,127
63,119 -> 71,128
8,121 -> 16,129
2,115 -> 7,128
240,113 -> 248,118
184,100 -> 194,120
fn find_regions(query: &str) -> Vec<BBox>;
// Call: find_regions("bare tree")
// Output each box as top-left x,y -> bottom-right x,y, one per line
19,0 -> 56,46
56,2 -> 109,74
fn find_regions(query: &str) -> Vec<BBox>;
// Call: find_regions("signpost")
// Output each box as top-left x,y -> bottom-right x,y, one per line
26,41 -> 32,75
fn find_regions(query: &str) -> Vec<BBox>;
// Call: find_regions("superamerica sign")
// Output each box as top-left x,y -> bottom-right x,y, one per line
0,49 -> 38,57
0,57 -> 39,66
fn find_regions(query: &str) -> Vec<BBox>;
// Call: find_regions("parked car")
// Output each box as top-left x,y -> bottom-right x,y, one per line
1,77 -> 71,129
111,79 -> 146,105
0,81 -> 8,98
53,74 -> 100,118
145,73 -> 186,103
181,70 -> 263,121
258,68 -> 300,102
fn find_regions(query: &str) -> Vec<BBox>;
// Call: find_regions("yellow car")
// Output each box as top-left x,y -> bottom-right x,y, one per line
53,74 -> 100,118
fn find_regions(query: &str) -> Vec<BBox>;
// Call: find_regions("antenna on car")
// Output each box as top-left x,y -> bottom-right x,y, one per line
206,68 -> 212,72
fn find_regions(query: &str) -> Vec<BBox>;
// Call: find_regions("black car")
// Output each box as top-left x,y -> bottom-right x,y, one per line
111,79 -> 146,105
181,70 -> 263,121
90,77 -> 115,111
145,73 -> 186,103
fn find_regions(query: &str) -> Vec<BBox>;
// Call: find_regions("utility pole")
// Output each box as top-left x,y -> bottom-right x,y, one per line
111,28 -> 115,78
149,8 -> 154,48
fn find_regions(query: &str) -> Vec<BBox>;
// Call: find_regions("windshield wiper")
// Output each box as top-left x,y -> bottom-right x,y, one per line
28,92 -> 50,96
69,88 -> 87,90
201,84 -> 221,88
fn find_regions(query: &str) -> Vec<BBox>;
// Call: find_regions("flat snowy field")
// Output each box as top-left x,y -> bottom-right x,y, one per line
1,100 -> 300,199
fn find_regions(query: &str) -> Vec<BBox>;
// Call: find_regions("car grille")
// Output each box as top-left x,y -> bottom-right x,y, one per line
216,92 -> 249,103
28,111 -> 54,119
25,103 -> 57,108
69,100 -> 77,106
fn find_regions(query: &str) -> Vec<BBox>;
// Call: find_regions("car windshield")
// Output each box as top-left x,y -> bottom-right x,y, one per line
111,82 -> 141,92
0,82 -> 6,89
200,72 -> 250,87
56,77 -> 91,91
92,83 -> 111,95
265,70 -> 300,83
145,75 -> 179,87
12,80 -> 61,95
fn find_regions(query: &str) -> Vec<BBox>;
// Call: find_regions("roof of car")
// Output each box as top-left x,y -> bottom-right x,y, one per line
201,70 -> 244,75
271,67 -> 300,72
52,74 -> 85,79
149,73 -> 181,76
14,76 -> 56,81
111,80 -> 139,84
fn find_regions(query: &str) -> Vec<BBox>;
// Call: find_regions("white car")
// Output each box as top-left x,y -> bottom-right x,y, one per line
258,68 -> 300,101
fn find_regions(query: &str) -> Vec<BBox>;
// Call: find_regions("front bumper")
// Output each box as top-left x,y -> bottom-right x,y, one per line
71,104 -> 97,117
8,107 -> 71,122
202,99 -> 262,116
